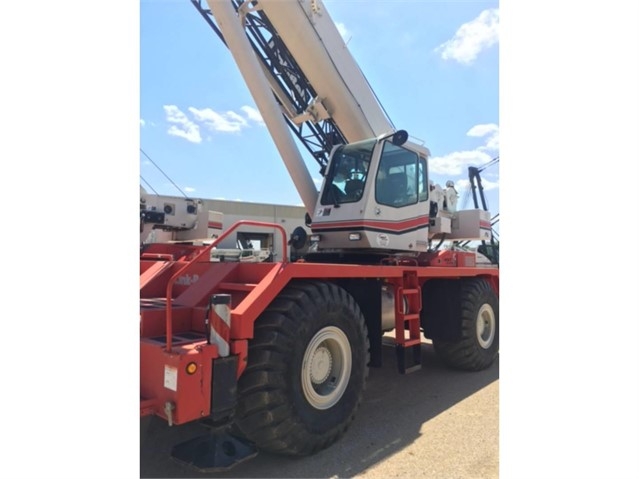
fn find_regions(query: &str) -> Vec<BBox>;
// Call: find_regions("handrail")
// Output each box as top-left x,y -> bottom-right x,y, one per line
163,220 -> 289,352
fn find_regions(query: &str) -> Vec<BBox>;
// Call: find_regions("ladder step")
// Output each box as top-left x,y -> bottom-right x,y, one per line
401,288 -> 420,296
394,272 -> 423,374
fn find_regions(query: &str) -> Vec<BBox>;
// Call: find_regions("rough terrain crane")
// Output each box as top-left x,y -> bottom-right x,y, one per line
140,0 -> 499,471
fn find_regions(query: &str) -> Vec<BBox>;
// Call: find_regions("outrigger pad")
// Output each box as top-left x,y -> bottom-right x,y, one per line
396,344 -> 422,374
171,431 -> 258,472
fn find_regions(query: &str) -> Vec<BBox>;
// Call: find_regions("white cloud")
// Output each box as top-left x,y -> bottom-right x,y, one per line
335,22 -> 351,42
435,9 -> 499,65
140,119 -> 146,127
467,123 -> 499,151
163,104 -> 266,142
430,149 -> 493,176
189,107 -> 247,133
429,123 -> 499,175
240,105 -> 265,125
184,186 -> 195,193
225,110 -> 248,125
467,123 -> 497,138
164,105 -> 202,143
188,106 -> 265,132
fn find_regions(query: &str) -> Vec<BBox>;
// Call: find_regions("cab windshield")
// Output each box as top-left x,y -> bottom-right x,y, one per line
320,139 -> 375,205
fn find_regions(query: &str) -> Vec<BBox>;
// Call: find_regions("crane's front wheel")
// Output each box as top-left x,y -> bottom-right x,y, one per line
432,278 -> 499,371
234,281 -> 369,456
301,325 -> 352,410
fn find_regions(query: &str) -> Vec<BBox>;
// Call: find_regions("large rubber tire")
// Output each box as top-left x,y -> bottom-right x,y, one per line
432,278 -> 499,371
234,281 -> 369,456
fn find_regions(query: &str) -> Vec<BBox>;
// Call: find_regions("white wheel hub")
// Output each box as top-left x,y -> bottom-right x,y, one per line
476,303 -> 496,349
301,326 -> 352,410
310,346 -> 332,384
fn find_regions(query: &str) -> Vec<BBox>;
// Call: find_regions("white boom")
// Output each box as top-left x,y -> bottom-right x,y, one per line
207,0 -> 319,215
255,0 -> 394,141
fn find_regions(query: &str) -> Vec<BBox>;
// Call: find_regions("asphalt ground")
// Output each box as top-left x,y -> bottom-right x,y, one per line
141,339 -> 499,479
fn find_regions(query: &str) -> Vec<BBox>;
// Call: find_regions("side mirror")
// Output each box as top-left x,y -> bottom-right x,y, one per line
377,129 -> 409,146
391,130 -> 408,146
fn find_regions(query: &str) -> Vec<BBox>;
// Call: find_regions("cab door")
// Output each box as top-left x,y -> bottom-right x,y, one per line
363,141 -> 430,252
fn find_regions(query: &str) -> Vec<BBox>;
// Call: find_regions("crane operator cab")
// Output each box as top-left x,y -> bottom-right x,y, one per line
310,130 -> 433,254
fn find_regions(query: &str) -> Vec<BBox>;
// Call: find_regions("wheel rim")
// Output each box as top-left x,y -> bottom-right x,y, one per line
301,326 -> 352,410
476,303 -> 496,349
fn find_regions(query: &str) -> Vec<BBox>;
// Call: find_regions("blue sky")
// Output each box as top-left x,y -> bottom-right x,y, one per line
140,0 -> 500,222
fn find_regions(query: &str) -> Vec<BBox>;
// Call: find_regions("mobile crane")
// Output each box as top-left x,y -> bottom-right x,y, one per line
140,0 -> 499,471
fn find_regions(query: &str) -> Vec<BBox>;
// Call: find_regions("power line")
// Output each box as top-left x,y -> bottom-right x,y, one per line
140,175 -> 159,195
140,148 -> 188,198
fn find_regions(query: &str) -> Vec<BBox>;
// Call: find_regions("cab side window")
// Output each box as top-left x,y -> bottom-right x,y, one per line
376,143 -> 423,208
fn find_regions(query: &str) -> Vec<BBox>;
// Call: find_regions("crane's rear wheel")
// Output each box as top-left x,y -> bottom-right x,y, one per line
432,278 -> 499,371
234,281 -> 369,456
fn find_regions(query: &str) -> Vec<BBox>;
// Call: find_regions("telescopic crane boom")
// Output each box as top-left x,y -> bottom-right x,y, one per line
191,0 -> 395,167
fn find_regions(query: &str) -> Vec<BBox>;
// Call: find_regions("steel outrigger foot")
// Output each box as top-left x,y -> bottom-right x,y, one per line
396,343 -> 422,374
171,429 -> 258,472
